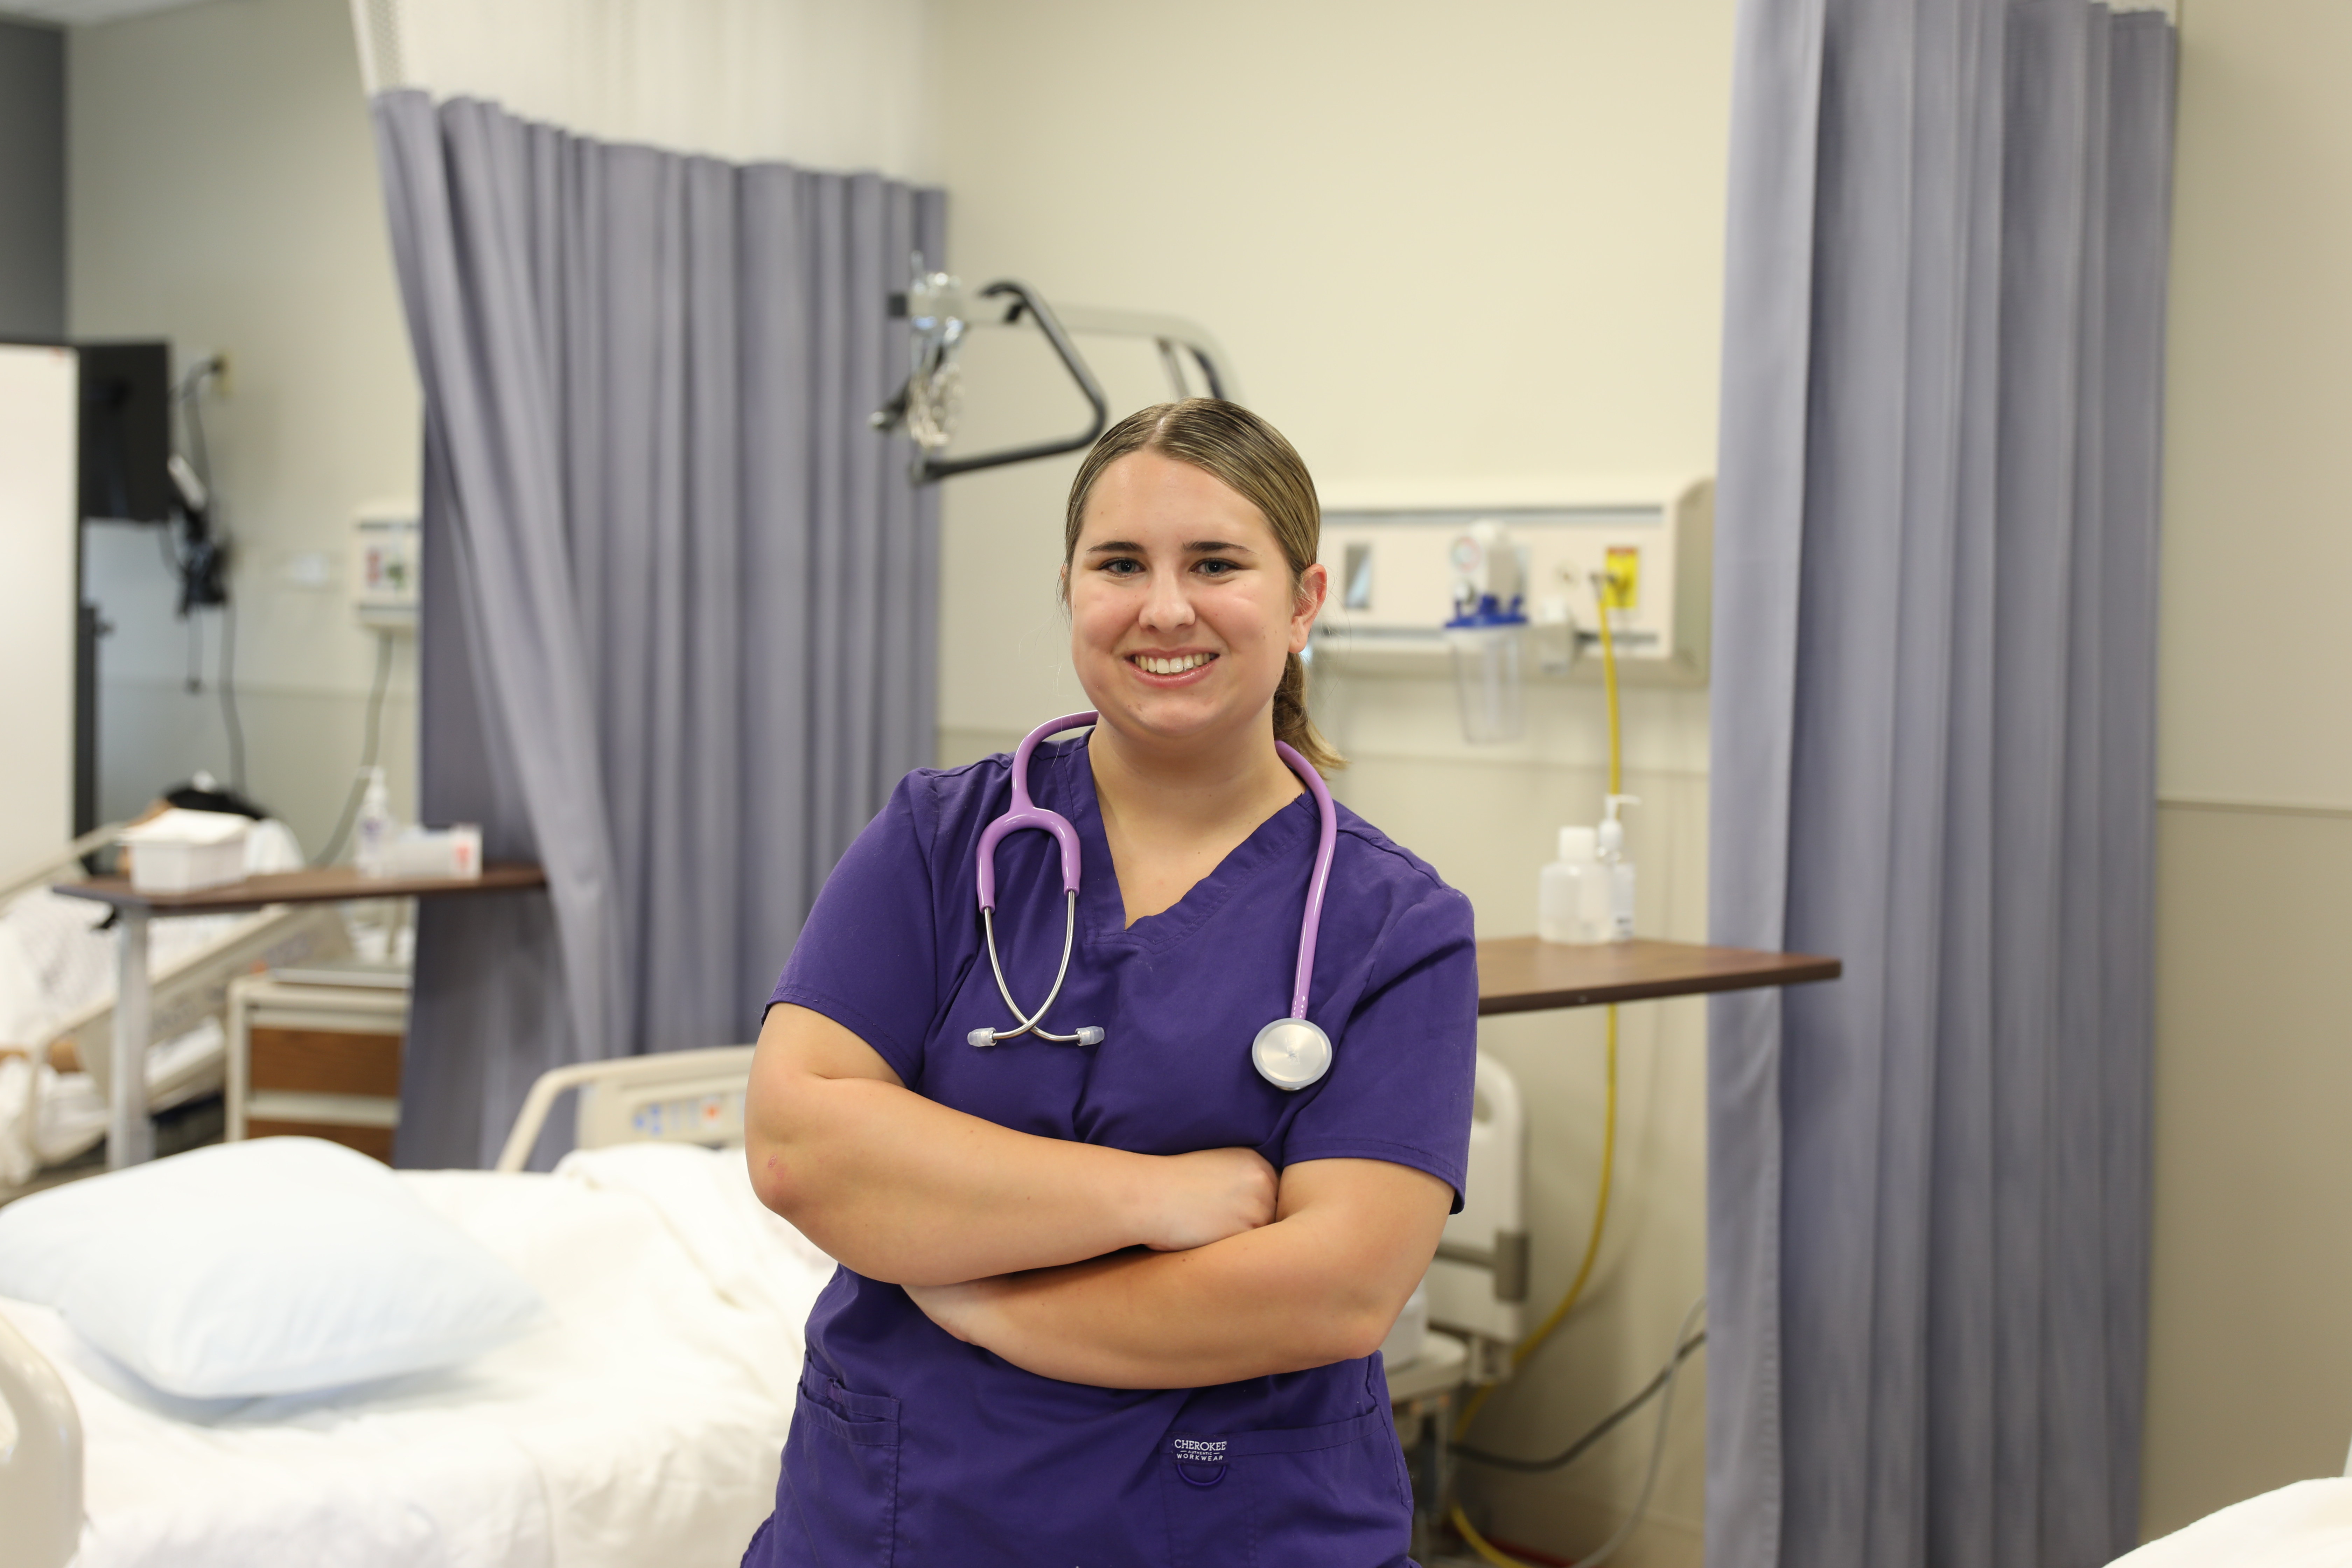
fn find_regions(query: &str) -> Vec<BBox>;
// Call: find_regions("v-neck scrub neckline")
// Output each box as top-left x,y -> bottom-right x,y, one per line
1052,738 -> 1322,953
753,733 -> 1479,1568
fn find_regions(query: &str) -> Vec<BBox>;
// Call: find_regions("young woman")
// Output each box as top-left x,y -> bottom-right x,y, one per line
742,400 -> 1478,1567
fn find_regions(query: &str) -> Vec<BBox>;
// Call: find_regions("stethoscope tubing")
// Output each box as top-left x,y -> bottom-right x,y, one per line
1275,738 -> 1337,1022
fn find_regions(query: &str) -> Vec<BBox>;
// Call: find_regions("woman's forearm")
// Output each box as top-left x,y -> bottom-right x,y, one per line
910,1160 -> 1451,1388
753,1074 -> 1169,1285
745,1005 -> 1275,1287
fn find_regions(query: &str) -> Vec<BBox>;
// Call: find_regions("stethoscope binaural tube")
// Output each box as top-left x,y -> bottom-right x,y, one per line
967,712 -> 1103,1048
968,713 -> 1340,1090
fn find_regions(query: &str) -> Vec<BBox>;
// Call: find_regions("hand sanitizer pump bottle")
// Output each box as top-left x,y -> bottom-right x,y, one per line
1598,793 -> 1640,941
355,766 -> 394,876
1538,825 -> 1604,943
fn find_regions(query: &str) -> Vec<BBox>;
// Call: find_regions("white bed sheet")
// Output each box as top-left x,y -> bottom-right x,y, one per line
2110,1478 -> 2352,1568
0,1143 -> 831,1568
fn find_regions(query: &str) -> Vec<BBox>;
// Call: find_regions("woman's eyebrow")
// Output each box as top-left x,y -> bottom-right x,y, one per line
1082,539 -> 1257,556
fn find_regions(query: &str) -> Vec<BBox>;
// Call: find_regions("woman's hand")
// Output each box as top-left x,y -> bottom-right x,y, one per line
1140,1147 -> 1279,1252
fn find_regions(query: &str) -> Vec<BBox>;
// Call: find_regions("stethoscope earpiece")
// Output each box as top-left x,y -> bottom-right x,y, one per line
970,712 -> 1339,1092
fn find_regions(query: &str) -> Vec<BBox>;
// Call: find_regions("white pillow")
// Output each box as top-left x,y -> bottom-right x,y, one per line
0,1137 -> 544,1398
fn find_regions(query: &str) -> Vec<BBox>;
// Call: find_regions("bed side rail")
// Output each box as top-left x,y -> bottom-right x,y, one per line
495,1045 -> 756,1174
0,1311 -> 83,1568
68,905 -> 353,1096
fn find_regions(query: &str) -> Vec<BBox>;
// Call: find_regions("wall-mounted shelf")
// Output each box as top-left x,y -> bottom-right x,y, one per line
1310,477 -> 1714,688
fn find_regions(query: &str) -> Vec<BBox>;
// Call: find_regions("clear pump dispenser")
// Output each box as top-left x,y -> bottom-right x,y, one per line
1538,825 -> 1605,944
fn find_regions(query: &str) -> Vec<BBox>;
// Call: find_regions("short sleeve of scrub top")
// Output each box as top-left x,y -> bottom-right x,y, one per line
764,772 -> 944,1086
750,739 -> 1478,1568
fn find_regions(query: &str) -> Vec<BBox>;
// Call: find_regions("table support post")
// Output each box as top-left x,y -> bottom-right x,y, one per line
108,906 -> 154,1168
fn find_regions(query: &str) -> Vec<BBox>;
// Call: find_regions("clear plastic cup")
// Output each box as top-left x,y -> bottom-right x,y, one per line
1447,622 -> 1526,743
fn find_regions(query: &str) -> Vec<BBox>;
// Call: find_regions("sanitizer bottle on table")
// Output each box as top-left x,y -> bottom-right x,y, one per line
1598,793 -> 1639,941
355,766 -> 394,876
1538,825 -> 1606,944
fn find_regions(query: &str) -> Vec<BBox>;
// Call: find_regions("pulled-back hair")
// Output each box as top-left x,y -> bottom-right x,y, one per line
1062,399 -> 1343,776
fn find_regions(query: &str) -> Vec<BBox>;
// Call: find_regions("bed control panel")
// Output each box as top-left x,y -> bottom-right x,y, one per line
625,1091 -> 741,1146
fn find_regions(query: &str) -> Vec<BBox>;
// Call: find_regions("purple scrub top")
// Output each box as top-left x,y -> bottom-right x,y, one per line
743,734 -> 1477,1568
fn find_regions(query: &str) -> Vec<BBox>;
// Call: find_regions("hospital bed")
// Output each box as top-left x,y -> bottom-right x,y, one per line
0,1044 -> 839,1568
0,829 -> 349,1185
0,1046 -> 1516,1568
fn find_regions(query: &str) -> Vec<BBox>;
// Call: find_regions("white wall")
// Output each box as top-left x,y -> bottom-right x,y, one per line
0,344 -> 79,874
932,3 -> 1738,1559
355,0 -> 938,180
69,0 -> 422,854
2138,0 -> 2352,1539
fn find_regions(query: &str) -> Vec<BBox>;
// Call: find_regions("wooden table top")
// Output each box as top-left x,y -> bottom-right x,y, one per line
1475,936 -> 1840,1015
54,862 -> 548,915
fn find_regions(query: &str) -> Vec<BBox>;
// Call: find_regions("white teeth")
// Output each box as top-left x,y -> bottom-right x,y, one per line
1138,653 -> 1211,675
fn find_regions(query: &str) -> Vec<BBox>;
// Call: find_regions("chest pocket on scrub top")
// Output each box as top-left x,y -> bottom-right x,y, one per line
1158,1409 -> 1412,1568
780,1357 -> 902,1565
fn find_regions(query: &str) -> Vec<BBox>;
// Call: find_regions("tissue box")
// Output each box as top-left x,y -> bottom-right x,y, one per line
384,825 -> 482,881
120,809 -> 251,893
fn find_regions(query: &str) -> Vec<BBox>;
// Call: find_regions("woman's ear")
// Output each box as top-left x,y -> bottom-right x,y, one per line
1289,561 -> 1330,653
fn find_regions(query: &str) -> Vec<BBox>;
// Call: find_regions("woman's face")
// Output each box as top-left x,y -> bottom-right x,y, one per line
1065,449 -> 1327,752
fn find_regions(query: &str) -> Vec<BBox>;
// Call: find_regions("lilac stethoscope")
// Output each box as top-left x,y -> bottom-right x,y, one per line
964,711 -> 1341,1091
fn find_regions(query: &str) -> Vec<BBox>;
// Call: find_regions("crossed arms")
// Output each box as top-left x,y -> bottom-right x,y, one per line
744,1002 -> 1450,1390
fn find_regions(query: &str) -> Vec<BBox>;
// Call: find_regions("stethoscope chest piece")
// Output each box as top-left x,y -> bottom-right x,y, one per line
1251,1017 -> 1333,1092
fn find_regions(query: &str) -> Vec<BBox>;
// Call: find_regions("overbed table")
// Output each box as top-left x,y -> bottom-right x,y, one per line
1473,935 -> 1841,1014
53,864 -> 548,1168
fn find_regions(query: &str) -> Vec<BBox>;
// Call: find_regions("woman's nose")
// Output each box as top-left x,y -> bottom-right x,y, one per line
1139,570 -> 1196,630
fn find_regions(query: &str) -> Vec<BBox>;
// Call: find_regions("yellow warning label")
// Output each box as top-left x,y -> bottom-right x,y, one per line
1603,547 -> 1640,611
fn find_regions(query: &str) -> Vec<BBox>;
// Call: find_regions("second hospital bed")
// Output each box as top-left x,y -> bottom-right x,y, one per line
0,827 -> 348,1185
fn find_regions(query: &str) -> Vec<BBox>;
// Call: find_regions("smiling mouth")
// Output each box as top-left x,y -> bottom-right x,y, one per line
1129,652 -> 1217,676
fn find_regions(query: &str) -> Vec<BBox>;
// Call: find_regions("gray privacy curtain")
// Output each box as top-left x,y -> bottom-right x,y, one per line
1708,5 -> 2173,1567
370,91 -> 944,1168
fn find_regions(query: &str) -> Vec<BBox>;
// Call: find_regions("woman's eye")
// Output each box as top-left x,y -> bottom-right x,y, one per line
1100,558 -> 1144,576
1195,558 -> 1238,577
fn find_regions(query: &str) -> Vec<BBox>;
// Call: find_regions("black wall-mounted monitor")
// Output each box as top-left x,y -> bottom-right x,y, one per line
77,339 -> 170,524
